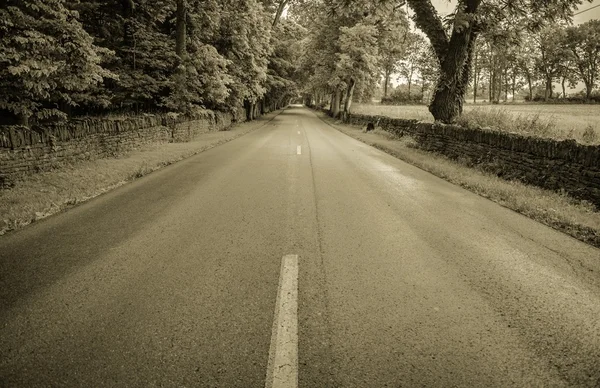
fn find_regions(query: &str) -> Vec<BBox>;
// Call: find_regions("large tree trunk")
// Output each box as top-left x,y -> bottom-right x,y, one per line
562,76 -> 567,99
473,48 -> 478,104
429,29 -> 478,122
504,68 -> 508,102
407,66 -> 414,97
342,79 -> 355,120
494,67 -> 502,103
585,81 -> 593,101
488,69 -> 493,102
526,72 -> 533,101
272,0 -> 288,27
409,0 -> 482,123
384,69 -> 390,98
331,89 -> 341,118
175,0 -> 186,60
545,76 -> 553,101
512,71 -> 516,102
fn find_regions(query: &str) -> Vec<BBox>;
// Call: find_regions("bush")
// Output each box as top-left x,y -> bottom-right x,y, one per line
523,90 -> 600,104
381,90 -> 424,105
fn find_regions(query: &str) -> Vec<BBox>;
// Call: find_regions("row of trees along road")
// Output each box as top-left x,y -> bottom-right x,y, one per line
0,0 -> 594,126
471,19 -> 600,103
299,0 -> 592,123
0,0 -> 306,126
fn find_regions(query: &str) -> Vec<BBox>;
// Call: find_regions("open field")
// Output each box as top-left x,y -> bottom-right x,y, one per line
352,103 -> 600,144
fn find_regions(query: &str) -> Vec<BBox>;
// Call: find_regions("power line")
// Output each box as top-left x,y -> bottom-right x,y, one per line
573,3 -> 600,15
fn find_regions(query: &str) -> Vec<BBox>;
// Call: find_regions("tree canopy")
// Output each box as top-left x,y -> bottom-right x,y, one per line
0,0 -> 306,124
1,0 -> 597,126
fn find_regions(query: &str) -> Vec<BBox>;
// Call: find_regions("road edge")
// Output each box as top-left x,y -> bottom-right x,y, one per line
0,108 -> 288,237
311,108 -> 600,250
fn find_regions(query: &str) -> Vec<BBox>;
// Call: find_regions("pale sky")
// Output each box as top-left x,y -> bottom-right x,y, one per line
430,0 -> 600,25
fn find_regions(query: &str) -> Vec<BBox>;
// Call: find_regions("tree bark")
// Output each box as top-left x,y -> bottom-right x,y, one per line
489,68 -> 493,102
406,0 -> 448,61
429,29 -> 478,122
407,64 -> 415,98
331,89 -> 341,118
473,48 -> 478,104
526,72 -> 533,101
504,68 -> 508,102
585,81 -> 593,101
342,79 -> 355,120
384,69 -> 390,98
545,76 -> 553,100
409,0 -> 482,123
512,71 -> 516,102
273,0 -> 288,27
175,0 -> 186,60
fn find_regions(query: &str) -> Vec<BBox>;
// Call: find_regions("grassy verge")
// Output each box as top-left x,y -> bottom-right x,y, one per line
318,112 -> 600,248
0,112 -> 279,236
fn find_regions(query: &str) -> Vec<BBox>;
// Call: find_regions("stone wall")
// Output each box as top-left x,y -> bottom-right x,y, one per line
0,111 -> 233,181
344,113 -> 600,208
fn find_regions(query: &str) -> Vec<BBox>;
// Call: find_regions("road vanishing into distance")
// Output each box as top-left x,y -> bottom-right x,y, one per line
1,106 -> 600,387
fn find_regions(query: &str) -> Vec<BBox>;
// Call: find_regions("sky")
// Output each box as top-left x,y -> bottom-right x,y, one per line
430,0 -> 600,24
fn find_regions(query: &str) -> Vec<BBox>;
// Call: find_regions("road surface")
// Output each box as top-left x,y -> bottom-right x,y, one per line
1,106 -> 600,387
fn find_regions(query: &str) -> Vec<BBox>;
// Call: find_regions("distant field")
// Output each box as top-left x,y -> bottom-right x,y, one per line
352,103 -> 600,144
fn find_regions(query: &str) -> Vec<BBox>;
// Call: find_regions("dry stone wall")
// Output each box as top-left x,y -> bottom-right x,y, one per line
344,113 -> 600,208
0,111 -> 233,182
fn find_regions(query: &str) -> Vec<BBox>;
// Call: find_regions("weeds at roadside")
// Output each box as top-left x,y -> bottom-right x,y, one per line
456,109 -> 558,138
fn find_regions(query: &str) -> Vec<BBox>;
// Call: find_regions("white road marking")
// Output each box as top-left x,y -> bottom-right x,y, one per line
265,254 -> 299,388
297,146 -> 301,155
297,131 -> 300,135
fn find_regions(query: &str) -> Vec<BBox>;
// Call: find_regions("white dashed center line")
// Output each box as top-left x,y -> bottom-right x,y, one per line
296,146 -> 301,155
265,254 -> 299,388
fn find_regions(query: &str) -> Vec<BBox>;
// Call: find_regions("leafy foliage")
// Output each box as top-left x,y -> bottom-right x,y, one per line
564,20 -> 600,100
0,0 -> 115,122
0,0 -> 304,123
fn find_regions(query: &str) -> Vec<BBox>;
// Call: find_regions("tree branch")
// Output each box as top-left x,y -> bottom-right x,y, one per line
406,0 -> 448,61
273,0 -> 289,27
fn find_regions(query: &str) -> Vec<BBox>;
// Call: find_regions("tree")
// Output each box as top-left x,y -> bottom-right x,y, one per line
76,0 -> 178,112
535,26 -> 570,100
301,0 -> 408,116
414,41 -> 439,102
565,20 -> 600,101
265,19 -> 307,112
378,14 -> 411,98
396,33 -> 421,98
401,0 -> 589,122
514,34 -> 539,101
0,0 -> 114,124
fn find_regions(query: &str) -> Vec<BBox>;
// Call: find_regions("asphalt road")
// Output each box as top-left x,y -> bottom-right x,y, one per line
1,106 -> 600,387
